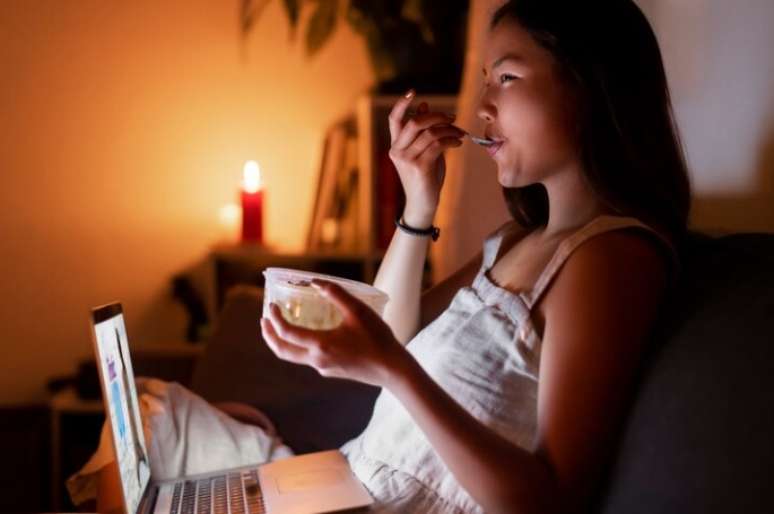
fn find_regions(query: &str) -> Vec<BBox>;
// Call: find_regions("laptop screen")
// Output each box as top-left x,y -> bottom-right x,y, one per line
91,304 -> 151,514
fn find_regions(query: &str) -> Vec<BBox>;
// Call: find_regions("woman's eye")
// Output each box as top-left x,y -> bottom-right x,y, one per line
499,74 -> 516,84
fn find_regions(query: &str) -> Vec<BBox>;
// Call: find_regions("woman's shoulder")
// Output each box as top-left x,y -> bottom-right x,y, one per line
569,227 -> 669,274
552,215 -> 677,286
544,227 -> 670,314
520,215 -> 676,314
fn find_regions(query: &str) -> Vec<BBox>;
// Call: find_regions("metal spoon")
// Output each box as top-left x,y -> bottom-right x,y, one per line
467,134 -> 497,147
405,109 -> 494,147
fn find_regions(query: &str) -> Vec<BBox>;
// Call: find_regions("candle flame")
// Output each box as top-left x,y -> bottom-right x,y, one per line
242,160 -> 262,193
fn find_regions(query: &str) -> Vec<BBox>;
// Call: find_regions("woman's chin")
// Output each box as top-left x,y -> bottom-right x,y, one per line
497,166 -> 523,188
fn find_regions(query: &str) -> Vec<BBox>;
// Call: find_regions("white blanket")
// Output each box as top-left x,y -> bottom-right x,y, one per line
66,377 -> 293,507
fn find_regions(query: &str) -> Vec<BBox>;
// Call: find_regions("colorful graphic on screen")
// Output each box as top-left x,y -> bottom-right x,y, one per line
94,311 -> 151,514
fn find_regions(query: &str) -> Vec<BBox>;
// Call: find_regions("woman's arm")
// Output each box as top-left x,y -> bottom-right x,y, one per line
531,231 -> 669,510
373,222 -> 432,344
388,356 -> 557,513
373,92 -> 467,343
379,246 -> 482,345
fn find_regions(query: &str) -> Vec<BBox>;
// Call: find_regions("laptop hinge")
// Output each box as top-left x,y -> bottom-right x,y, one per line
138,484 -> 159,514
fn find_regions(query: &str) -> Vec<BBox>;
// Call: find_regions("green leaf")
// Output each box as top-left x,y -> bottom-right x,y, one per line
305,1 -> 338,57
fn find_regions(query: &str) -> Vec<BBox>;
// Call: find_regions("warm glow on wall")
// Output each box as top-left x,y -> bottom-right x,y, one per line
0,0 -> 374,403
218,202 -> 241,242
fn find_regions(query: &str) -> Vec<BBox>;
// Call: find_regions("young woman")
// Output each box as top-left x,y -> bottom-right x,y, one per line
260,1 -> 691,513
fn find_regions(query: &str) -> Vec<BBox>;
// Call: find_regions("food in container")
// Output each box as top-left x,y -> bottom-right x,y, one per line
262,268 -> 389,330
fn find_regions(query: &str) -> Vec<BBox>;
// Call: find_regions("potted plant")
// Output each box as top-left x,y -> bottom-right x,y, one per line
240,0 -> 469,94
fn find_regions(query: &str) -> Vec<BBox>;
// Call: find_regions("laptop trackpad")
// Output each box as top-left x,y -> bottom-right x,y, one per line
277,469 -> 346,493
259,450 -> 373,512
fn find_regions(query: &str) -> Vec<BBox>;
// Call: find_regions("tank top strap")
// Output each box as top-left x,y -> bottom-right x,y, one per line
482,220 -> 527,270
520,215 -> 679,311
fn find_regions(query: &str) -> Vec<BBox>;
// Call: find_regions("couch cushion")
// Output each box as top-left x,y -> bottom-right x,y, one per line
190,286 -> 380,454
597,232 -> 774,514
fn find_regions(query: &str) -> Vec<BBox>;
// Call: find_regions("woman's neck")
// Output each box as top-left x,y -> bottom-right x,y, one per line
539,168 -> 613,239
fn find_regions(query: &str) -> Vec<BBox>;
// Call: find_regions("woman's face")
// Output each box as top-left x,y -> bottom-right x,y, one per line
478,18 -> 581,188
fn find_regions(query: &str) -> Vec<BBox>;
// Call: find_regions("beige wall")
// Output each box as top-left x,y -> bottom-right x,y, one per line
640,0 -> 774,233
0,0 -> 372,403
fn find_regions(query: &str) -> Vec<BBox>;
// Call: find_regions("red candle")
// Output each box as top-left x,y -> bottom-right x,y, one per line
240,160 -> 264,243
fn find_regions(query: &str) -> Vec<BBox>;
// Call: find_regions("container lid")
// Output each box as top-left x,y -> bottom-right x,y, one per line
263,268 -> 389,301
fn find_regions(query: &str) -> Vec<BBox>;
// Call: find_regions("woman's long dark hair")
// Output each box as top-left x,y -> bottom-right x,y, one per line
492,0 -> 691,243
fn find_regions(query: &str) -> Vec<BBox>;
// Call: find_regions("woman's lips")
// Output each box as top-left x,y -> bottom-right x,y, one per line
487,141 -> 504,156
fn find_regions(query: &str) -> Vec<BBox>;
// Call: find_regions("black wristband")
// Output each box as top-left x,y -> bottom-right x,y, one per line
395,216 -> 440,242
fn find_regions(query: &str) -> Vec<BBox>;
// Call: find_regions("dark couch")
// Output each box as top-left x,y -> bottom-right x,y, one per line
596,232 -> 774,514
192,231 -> 774,513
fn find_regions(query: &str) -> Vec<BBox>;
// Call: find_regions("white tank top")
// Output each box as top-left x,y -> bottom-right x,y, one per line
341,215 -> 677,513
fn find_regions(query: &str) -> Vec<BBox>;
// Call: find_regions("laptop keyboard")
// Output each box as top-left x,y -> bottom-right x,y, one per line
169,469 -> 265,514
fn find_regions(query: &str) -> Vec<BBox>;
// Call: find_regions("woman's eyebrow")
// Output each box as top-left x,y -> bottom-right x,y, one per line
482,53 -> 526,75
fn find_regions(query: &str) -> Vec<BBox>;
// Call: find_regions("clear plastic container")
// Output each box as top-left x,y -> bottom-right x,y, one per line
262,268 -> 389,330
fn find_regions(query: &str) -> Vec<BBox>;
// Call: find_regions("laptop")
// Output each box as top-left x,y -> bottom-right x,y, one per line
90,302 -> 373,514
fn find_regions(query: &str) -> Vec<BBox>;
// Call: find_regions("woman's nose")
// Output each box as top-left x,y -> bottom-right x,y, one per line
478,106 -> 494,123
476,89 -> 495,123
